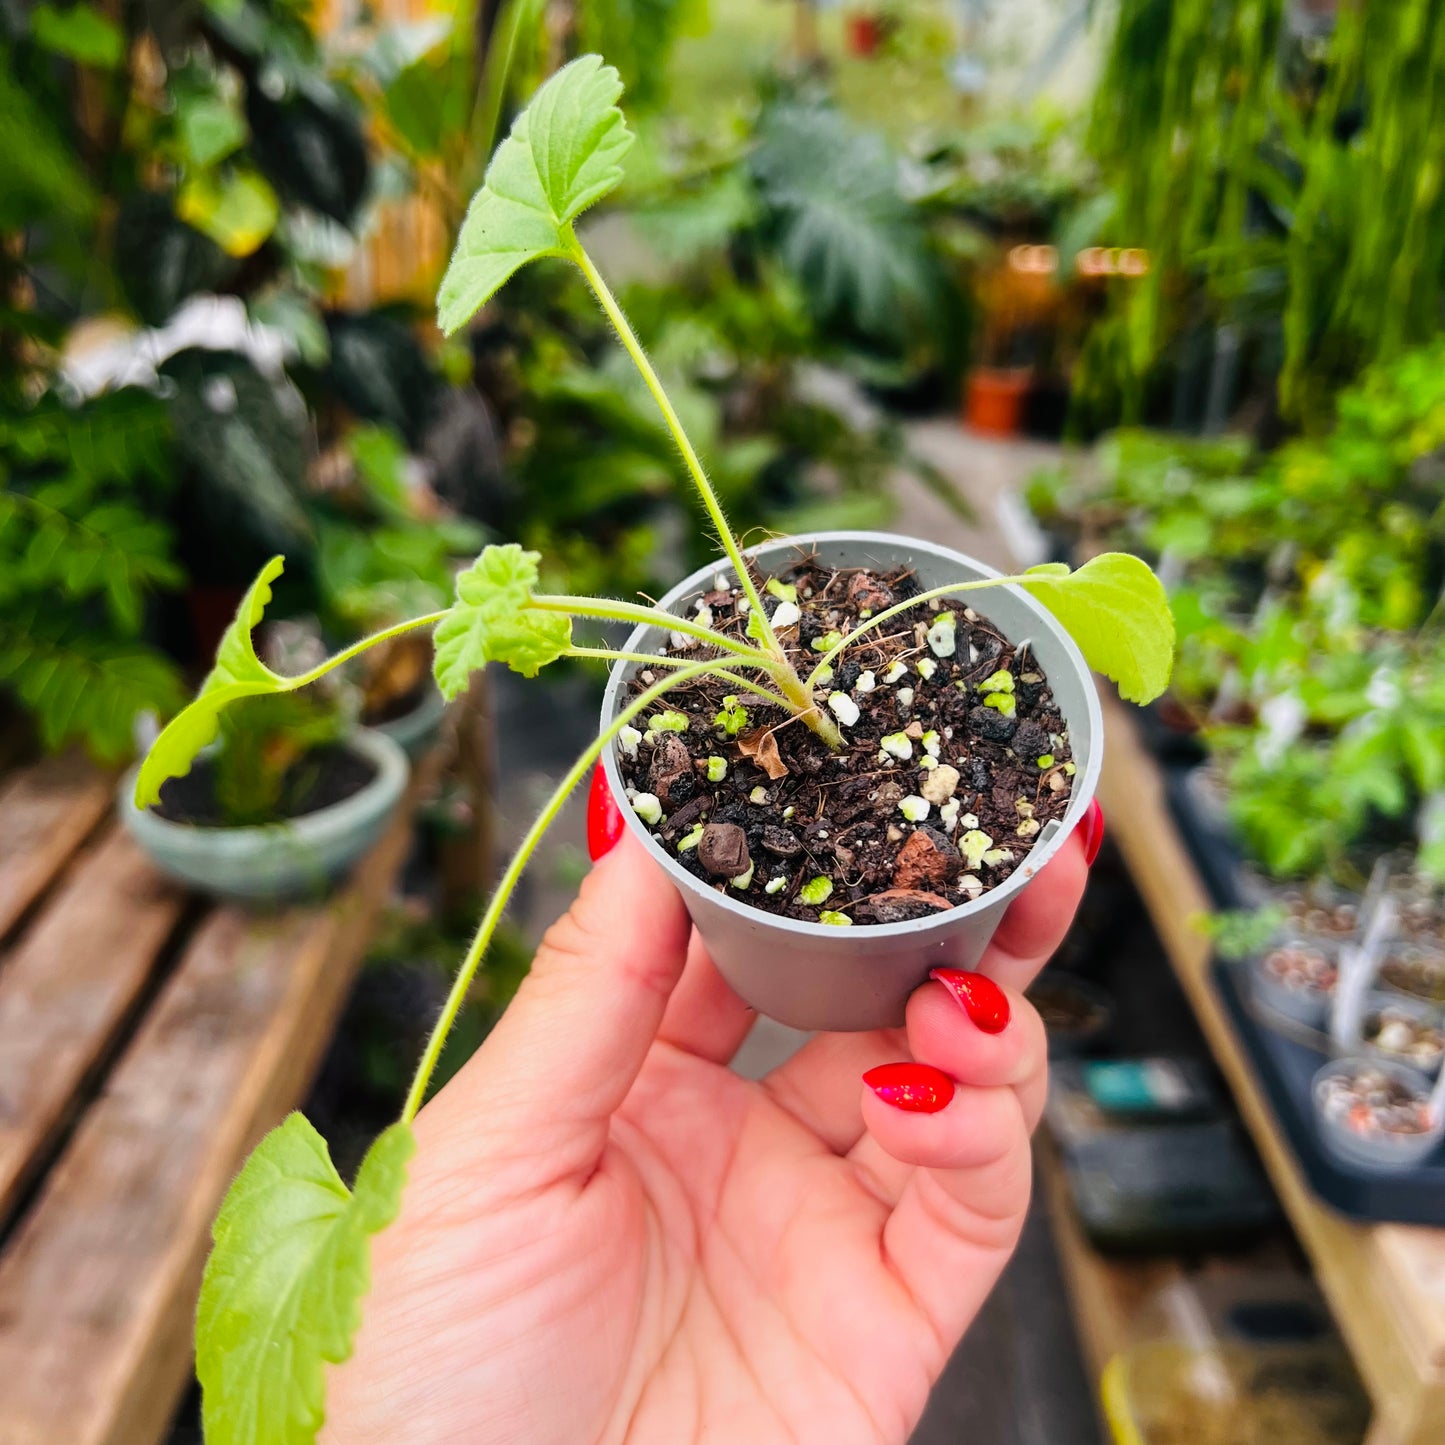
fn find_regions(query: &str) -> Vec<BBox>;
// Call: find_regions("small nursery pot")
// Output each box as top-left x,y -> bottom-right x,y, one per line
1250,936 -> 1341,1031
600,531 -> 1104,1031
1358,991 -> 1445,1077
1312,1057 -> 1443,1173
119,728 -> 410,905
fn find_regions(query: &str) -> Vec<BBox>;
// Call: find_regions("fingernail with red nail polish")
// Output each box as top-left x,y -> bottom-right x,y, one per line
586,765 -> 624,860
863,1062 -> 955,1114
929,968 -> 1010,1033
1080,798 -> 1105,867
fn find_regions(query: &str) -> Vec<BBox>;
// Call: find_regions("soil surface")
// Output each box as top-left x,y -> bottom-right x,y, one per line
152,743 -> 378,827
363,677 -> 431,727
616,556 -> 1075,926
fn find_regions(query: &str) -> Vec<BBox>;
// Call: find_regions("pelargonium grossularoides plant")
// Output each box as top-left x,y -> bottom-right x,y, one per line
132,56 -> 1175,1445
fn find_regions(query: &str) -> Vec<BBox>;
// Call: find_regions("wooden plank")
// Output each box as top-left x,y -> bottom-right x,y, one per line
0,754 -> 436,1445
0,754 -> 113,942
0,829 -> 185,1223
1096,692 -> 1445,1445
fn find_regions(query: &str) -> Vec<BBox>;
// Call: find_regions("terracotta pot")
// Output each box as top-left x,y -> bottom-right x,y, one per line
963,368 -> 1034,437
846,13 -> 884,57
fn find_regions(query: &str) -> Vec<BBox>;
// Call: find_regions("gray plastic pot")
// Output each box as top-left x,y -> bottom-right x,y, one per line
118,727 -> 410,905
600,531 -> 1105,1031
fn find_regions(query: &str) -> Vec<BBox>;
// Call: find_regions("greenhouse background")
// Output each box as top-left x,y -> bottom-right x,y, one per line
2,1 -> 1445,1442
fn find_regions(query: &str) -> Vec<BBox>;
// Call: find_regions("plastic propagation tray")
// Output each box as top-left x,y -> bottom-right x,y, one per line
1212,960 -> 1445,1223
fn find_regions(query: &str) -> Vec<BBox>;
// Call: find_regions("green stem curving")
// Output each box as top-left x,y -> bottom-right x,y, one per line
532,594 -> 772,665
290,613 -> 450,689
565,236 -> 790,666
399,660 -> 716,1123
804,574 -> 1041,688
564,648 -> 794,710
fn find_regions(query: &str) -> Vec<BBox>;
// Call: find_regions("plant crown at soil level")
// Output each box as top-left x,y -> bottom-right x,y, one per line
134,56 -> 1176,1445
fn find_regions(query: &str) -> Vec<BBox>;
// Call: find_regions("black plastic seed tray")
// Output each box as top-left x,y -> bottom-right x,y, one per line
1212,959 -> 1445,1223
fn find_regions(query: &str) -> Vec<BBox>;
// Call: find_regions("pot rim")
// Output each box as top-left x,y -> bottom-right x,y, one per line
600,529 -> 1104,942
118,726 -> 410,848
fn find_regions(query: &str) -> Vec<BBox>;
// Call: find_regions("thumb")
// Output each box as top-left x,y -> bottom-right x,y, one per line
419,829 -> 692,1186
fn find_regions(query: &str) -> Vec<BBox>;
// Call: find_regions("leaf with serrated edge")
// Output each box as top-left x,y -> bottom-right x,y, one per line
197,1116 -> 414,1445
133,556 -> 288,807
433,543 -> 572,695
436,55 -> 633,334
1021,552 -> 1175,705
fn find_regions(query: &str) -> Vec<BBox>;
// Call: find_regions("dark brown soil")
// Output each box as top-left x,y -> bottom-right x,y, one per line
363,678 -> 431,726
616,556 -> 1076,926
152,744 -> 378,827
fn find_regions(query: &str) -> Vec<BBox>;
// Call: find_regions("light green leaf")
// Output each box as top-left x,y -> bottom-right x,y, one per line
434,544 -> 572,695
178,168 -> 279,258
437,55 -> 633,334
197,1115 -> 415,1445
179,96 -> 249,168
31,2 -> 124,68
133,557 -> 289,807
1020,552 -> 1175,705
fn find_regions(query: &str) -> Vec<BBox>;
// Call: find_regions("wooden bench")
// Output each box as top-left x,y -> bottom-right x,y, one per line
1090,692 -> 1445,1445
0,745 -> 444,1445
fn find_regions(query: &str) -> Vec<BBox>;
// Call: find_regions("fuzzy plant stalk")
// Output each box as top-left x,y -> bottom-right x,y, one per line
136,57 -> 1177,1445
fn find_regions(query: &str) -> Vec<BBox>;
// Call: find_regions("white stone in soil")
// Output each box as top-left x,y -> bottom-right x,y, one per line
618,725 -> 642,758
771,600 -> 801,628
898,795 -> 930,823
632,792 -> 663,825
927,613 -> 957,658
920,764 -> 960,807
828,691 -> 860,727
880,731 -> 913,760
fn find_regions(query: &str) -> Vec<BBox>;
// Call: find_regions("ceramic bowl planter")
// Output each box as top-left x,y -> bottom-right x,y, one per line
119,728 -> 410,905
601,531 -> 1104,1031
369,681 -> 449,759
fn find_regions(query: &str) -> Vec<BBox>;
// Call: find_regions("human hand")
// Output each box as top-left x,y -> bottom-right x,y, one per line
324,777 -> 1101,1445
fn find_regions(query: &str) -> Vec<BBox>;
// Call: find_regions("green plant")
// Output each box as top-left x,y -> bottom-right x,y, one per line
210,690 -> 350,827
1088,0 -> 1445,424
131,59 -> 1176,1444
0,389 -> 186,757
2,0 -> 490,754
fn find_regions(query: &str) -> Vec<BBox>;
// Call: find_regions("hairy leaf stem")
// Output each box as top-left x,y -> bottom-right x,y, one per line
564,647 -> 794,710
532,593 -> 772,664
400,661 -> 716,1123
290,612 -> 451,688
804,574 -> 1045,688
565,236 -> 804,672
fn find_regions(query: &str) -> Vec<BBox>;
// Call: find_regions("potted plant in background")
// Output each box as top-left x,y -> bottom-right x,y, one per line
129,58 -> 1174,1444
121,626 -> 410,903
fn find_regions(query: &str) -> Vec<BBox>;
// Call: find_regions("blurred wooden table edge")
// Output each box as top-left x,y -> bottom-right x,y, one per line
1094,688 -> 1445,1445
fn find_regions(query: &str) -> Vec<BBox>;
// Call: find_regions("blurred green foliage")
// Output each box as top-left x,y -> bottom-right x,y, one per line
1031,336 -> 1445,883
1088,0 -> 1445,428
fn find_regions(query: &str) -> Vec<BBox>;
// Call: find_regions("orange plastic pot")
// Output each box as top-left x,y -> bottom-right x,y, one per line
846,13 -> 883,57
962,368 -> 1034,437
